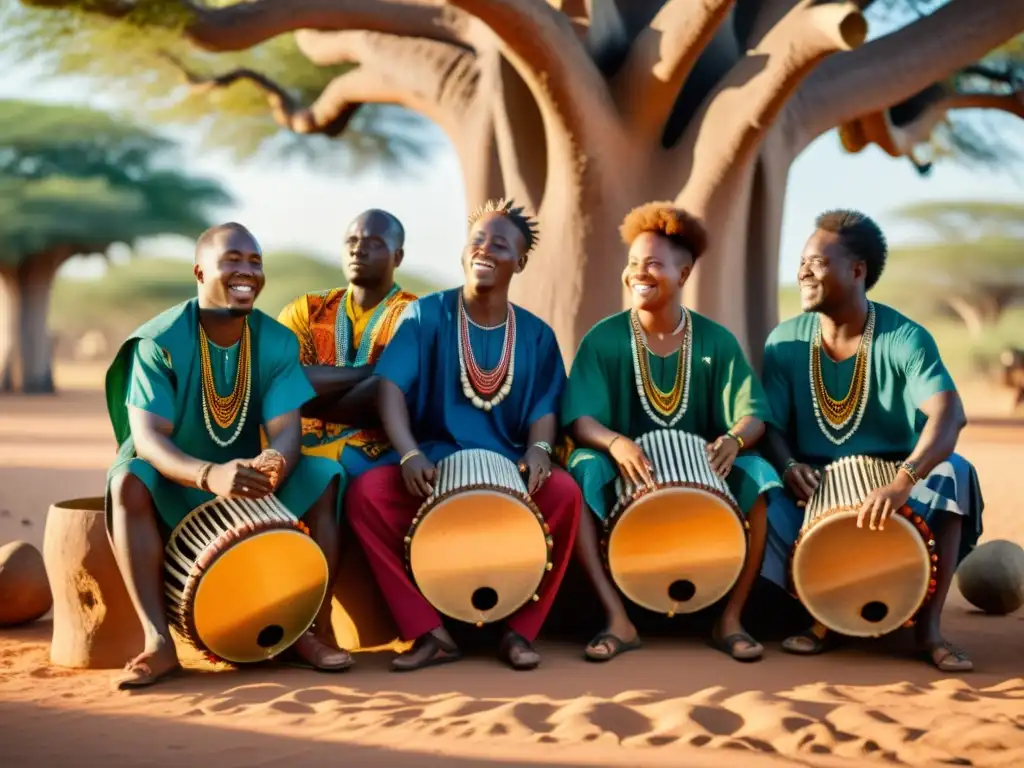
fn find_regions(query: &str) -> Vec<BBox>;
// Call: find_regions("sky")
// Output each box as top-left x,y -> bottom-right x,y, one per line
3,29 -> 1022,290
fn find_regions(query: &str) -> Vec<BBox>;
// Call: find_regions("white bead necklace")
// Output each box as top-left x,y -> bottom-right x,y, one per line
629,307 -> 693,428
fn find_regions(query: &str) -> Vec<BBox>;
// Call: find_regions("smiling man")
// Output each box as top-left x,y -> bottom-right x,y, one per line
344,198 -> 582,673
560,202 -> 781,664
277,210 -> 417,478
759,209 -> 983,672
103,223 -> 351,690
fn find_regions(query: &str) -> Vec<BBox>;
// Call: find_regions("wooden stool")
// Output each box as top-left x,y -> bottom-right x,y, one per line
43,497 -> 144,669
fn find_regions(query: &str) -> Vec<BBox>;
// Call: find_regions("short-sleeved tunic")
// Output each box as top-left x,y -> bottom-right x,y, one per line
560,310 -> 781,520
759,302 -> 984,589
104,299 -> 343,533
370,288 -> 566,466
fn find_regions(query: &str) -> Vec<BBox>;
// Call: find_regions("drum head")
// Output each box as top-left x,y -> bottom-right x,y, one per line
792,511 -> 931,637
193,529 -> 329,663
409,490 -> 548,625
607,487 -> 747,615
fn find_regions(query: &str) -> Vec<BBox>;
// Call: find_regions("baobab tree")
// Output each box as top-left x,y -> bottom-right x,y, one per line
14,0 -> 1024,363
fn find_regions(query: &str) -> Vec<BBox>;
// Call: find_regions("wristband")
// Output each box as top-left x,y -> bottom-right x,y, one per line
532,441 -> 553,455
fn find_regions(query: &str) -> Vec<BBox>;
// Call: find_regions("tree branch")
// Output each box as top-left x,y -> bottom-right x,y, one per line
24,0 -> 469,51
795,0 -> 1024,144
676,1 -> 867,210
444,0 -> 622,154
610,0 -> 736,140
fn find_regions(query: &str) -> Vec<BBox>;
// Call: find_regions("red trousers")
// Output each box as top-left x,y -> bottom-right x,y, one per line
346,465 -> 581,642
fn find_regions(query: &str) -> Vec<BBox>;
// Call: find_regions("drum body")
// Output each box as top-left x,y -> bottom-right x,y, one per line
405,449 -> 552,626
791,455 -> 938,637
164,495 -> 329,664
605,430 -> 748,616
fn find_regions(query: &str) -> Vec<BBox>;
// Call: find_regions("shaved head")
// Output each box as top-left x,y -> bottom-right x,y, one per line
195,222 -> 259,264
344,209 -> 405,290
351,209 -> 405,252
193,222 -> 264,314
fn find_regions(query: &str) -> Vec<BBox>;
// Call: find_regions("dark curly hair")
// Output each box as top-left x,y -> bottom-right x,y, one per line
815,209 -> 888,291
467,198 -> 540,257
619,202 -> 708,262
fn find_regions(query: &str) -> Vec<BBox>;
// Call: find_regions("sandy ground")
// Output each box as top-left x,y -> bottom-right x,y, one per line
1,373 -> 1022,767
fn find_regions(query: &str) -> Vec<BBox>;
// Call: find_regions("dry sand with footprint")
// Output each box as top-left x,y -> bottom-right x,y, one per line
1,372 -> 1022,767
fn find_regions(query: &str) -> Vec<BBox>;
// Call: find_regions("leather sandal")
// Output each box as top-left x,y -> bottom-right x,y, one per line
923,641 -> 973,672
499,631 -> 541,671
391,632 -> 462,672
584,631 -> 642,662
710,630 -> 764,662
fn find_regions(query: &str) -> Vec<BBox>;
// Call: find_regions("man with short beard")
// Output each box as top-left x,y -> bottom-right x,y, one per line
277,209 -> 417,477
345,199 -> 582,673
104,223 -> 351,689
561,203 -> 780,664
759,209 -> 983,672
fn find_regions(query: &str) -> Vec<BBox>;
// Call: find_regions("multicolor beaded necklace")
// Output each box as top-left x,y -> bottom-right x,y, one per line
199,318 -> 252,447
457,291 -> 516,412
629,307 -> 692,428
809,302 -> 875,445
334,283 -> 402,367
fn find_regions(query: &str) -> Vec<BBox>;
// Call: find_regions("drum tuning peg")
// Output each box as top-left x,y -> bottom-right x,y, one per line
531,594 -> 539,602
545,562 -> 553,571
403,536 -> 411,544
666,610 -> 675,619
542,523 -> 550,534
475,621 -> 484,628
927,540 -> 935,547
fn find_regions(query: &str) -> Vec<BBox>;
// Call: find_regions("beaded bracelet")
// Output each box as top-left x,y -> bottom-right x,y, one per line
196,462 -> 213,492
532,441 -> 553,455
400,449 -> 422,466
898,460 -> 920,484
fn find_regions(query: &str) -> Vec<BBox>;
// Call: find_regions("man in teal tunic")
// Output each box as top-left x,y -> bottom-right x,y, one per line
760,209 -> 982,672
561,203 -> 782,663
104,223 -> 351,689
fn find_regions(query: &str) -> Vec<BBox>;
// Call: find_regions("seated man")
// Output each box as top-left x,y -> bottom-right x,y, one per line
277,209 -> 417,477
346,198 -> 582,672
104,223 -> 352,689
760,209 -> 983,672
561,203 -> 781,663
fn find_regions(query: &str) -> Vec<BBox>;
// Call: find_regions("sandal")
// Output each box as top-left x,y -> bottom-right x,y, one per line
112,654 -> 183,691
584,631 -> 642,662
278,631 -> 354,672
781,628 -> 832,656
710,630 -> 763,662
499,631 -> 541,671
923,641 -> 973,673
392,632 -> 462,672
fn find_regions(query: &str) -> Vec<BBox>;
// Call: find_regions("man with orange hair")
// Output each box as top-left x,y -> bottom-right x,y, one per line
278,209 -> 418,479
560,202 -> 781,663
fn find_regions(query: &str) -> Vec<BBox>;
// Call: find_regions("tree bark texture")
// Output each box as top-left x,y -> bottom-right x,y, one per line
28,0 -> 1024,362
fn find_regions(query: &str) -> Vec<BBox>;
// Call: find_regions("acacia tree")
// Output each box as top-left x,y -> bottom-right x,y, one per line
0,99 -> 231,393
14,0 -> 1024,363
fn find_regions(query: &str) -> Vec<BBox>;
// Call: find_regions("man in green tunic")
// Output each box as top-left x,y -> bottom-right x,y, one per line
760,209 -> 982,672
561,203 -> 782,663
104,223 -> 352,689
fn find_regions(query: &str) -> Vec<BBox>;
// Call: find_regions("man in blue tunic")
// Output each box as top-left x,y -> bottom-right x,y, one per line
346,199 -> 582,672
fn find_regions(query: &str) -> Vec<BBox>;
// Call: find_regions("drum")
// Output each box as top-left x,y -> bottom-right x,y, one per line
604,430 -> 748,616
163,495 -> 329,664
404,449 -> 552,626
790,455 -> 938,637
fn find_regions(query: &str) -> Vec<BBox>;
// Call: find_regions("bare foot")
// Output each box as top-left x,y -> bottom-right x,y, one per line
112,635 -> 181,690
392,628 -> 461,672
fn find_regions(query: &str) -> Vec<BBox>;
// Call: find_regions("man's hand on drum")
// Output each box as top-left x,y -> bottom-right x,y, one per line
857,483 -> 912,531
250,449 -> 286,490
401,452 -> 437,498
206,459 -> 275,499
706,434 -> 740,478
784,462 -> 820,503
609,435 -> 655,489
518,445 -> 551,495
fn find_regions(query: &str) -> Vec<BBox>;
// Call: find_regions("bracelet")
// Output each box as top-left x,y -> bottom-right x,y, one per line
898,460 -> 920,484
532,441 -> 553,455
400,449 -> 422,466
196,462 -> 213,492
726,431 -> 745,450
783,459 -> 798,475
607,435 -> 622,452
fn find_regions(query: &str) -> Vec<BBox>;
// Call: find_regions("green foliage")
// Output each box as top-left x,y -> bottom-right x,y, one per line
0,98 -> 231,267
2,0 -> 434,171
49,252 -> 447,341
891,200 -> 1024,242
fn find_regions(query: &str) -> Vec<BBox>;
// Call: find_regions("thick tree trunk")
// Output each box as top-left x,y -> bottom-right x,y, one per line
16,254 -> 62,395
0,268 -> 21,393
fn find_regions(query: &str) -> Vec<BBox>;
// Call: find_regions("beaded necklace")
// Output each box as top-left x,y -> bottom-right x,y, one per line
335,283 -> 402,367
458,291 -> 516,412
629,307 -> 692,428
809,302 -> 875,445
199,318 -> 252,447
